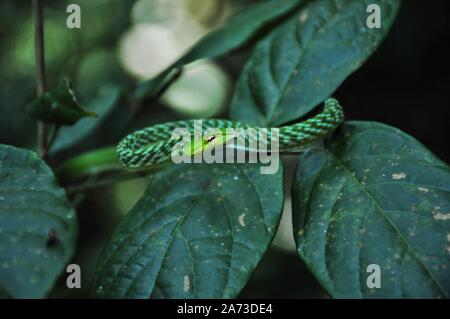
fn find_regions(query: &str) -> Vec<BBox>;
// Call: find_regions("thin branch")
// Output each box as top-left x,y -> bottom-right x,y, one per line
66,169 -> 153,196
151,67 -> 183,101
32,0 -> 47,155
41,125 -> 60,157
130,67 -> 183,114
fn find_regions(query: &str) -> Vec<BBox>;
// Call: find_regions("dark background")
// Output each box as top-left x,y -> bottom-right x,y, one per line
0,0 -> 449,298
337,0 -> 450,164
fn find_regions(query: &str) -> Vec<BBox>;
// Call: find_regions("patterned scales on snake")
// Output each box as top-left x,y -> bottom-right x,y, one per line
117,98 -> 344,168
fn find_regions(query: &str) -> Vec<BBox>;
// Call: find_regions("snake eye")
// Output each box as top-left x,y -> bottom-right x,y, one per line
206,135 -> 216,143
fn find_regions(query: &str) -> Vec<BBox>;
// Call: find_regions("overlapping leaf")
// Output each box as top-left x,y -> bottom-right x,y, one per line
231,0 -> 401,126
134,0 -> 303,99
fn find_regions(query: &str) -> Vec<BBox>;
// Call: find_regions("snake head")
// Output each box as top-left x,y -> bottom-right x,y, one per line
184,129 -> 240,156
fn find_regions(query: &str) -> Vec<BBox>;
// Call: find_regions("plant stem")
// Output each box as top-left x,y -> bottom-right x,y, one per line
56,146 -> 121,180
32,0 -> 47,155
66,170 -> 154,196
151,67 -> 183,101
42,125 -> 60,158
57,145 -> 170,183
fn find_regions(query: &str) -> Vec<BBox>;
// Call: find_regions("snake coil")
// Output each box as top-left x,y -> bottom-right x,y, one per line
117,98 -> 344,168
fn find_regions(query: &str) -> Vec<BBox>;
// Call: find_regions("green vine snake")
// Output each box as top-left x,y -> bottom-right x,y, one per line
117,98 -> 344,168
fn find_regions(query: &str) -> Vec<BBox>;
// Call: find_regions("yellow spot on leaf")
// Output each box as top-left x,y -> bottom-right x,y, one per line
183,275 -> 190,292
238,214 -> 246,227
433,212 -> 450,221
392,172 -> 407,180
418,187 -> 429,193
299,10 -> 309,23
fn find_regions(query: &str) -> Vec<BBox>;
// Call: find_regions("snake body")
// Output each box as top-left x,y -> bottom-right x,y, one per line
117,98 -> 344,168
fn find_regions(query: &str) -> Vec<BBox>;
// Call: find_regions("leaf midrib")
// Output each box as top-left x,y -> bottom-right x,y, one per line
145,179 -> 212,298
265,1 -> 344,125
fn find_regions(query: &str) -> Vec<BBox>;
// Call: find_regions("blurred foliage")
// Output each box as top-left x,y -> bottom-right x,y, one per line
161,61 -> 230,118
26,79 -> 97,126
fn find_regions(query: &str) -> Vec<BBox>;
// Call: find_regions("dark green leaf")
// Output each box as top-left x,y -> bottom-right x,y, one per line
93,163 -> 284,298
134,0 -> 303,99
50,86 -> 124,154
49,94 -> 180,163
0,144 -> 78,298
26,79 -> 97,126
292,121 -> 450,298
230,0 -> 401,126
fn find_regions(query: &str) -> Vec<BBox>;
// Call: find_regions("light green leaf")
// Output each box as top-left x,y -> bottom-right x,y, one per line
93,163 -> 283,298
231,0 -> 401,126
134,0 -> 303,99
292,121 -> 450,298
0,144 -> 77,298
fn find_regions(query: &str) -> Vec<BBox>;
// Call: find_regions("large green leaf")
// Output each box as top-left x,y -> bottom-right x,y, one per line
231,0 -> 401,126
93,163 -> 284,298
292,121 -> 450,298
134,0 -> 303,99
0,144 -> 78,298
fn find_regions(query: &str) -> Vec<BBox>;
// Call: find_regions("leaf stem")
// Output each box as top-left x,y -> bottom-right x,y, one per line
56,146 -> 121,181
66,170 -> 154,196
42,125 -> 60,158
32,0 -> 47,156
57,144 -> 170,180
